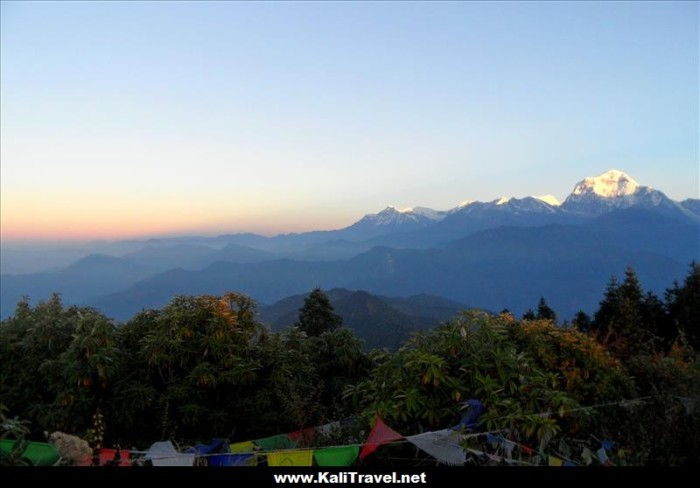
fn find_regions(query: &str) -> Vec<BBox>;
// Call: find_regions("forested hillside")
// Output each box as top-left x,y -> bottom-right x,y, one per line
1,264 -> 698,465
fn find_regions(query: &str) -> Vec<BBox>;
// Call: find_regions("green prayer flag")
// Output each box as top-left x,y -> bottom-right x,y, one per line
0,440 -> 60,466
254,434 -> 297,451
313,446 -> 359,466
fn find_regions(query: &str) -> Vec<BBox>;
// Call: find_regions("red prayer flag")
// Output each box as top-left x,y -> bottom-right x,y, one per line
288,427 -> 316,447
521,445 -> 533,456
97,448 -> 131,466
359,417 -> 404,460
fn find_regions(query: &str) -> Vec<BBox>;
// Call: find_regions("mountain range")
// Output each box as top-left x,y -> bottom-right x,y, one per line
1,170 -> 698,325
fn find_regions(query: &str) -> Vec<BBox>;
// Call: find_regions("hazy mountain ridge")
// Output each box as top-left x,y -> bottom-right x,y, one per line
82,208 -> 696,322
2,170 -> 698,323
259,288 -> 467,349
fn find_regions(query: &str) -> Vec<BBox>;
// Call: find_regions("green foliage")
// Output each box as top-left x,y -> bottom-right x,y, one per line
0,292 -> 369,448
346,311 -> 633,450
0,263 -> 698,465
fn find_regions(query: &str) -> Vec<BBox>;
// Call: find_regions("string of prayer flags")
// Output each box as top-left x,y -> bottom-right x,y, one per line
145,441 -> 195,467
254,434 -> 297,451
229,440 -> 256,454
267,449 -> 314,466
406,429 -> 466,466
359,417 -> 404,460
208,453 -> 255,467
548,456 -> 563,466
313,446 -> 360,466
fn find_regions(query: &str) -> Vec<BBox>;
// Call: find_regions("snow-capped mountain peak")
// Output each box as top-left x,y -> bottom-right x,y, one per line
494,196 -> 512,205
533,194 -> 561,206
571,169 -> 640,198
561,169 -> 692,219
407,207 -> 447,221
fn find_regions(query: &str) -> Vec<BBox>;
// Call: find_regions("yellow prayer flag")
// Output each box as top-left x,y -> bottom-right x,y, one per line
548,456 -> 564,467
230,441 -> 255,453
267,450 -> 314,467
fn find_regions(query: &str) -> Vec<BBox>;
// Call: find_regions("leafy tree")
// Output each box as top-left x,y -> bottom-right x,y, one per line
345,311 -> 635,456
295,288 -> 343,337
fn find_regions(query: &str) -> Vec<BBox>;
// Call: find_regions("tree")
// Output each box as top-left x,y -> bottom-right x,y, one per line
522,309 -> 536,321
536,297 -> 557,322
666,262 -> 700,351
295,288 -> 343,337
572,310 -> 592,333
593,267 -> 654,359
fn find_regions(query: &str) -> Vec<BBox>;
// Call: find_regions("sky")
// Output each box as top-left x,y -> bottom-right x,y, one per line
1,1 -> 698,242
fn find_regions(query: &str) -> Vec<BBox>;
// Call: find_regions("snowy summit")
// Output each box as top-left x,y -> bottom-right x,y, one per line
571,169 -> 640,198
533,195 -> 561,206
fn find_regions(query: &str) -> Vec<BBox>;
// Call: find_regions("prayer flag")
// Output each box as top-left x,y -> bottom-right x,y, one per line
230,441 -> 255,453
359,417 -> 404,460
601,440 -> 615,451
97,448 -> 131,467
406,429 -> 466,466
455,399 -> 485,430
145,441 -> 195,467
313,446 -> 359,466
267,449 -> 314,466
208,453 -> 255,467
548,456 -> 563,467
254,434 -> 297,451
0,440 -> 60,466
288,427 -> 316,447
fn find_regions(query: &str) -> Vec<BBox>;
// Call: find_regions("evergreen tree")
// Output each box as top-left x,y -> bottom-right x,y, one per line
666,262 -> 700,350
640,291 -> 670,350
593,267 -> 653,359
572,310 -> 592,333
536,297 -> 557,322
522,309 -> 536,321
295,288 -> 343,337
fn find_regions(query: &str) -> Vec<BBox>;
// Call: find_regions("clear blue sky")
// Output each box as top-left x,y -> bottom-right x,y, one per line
1,1 -> 698,241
